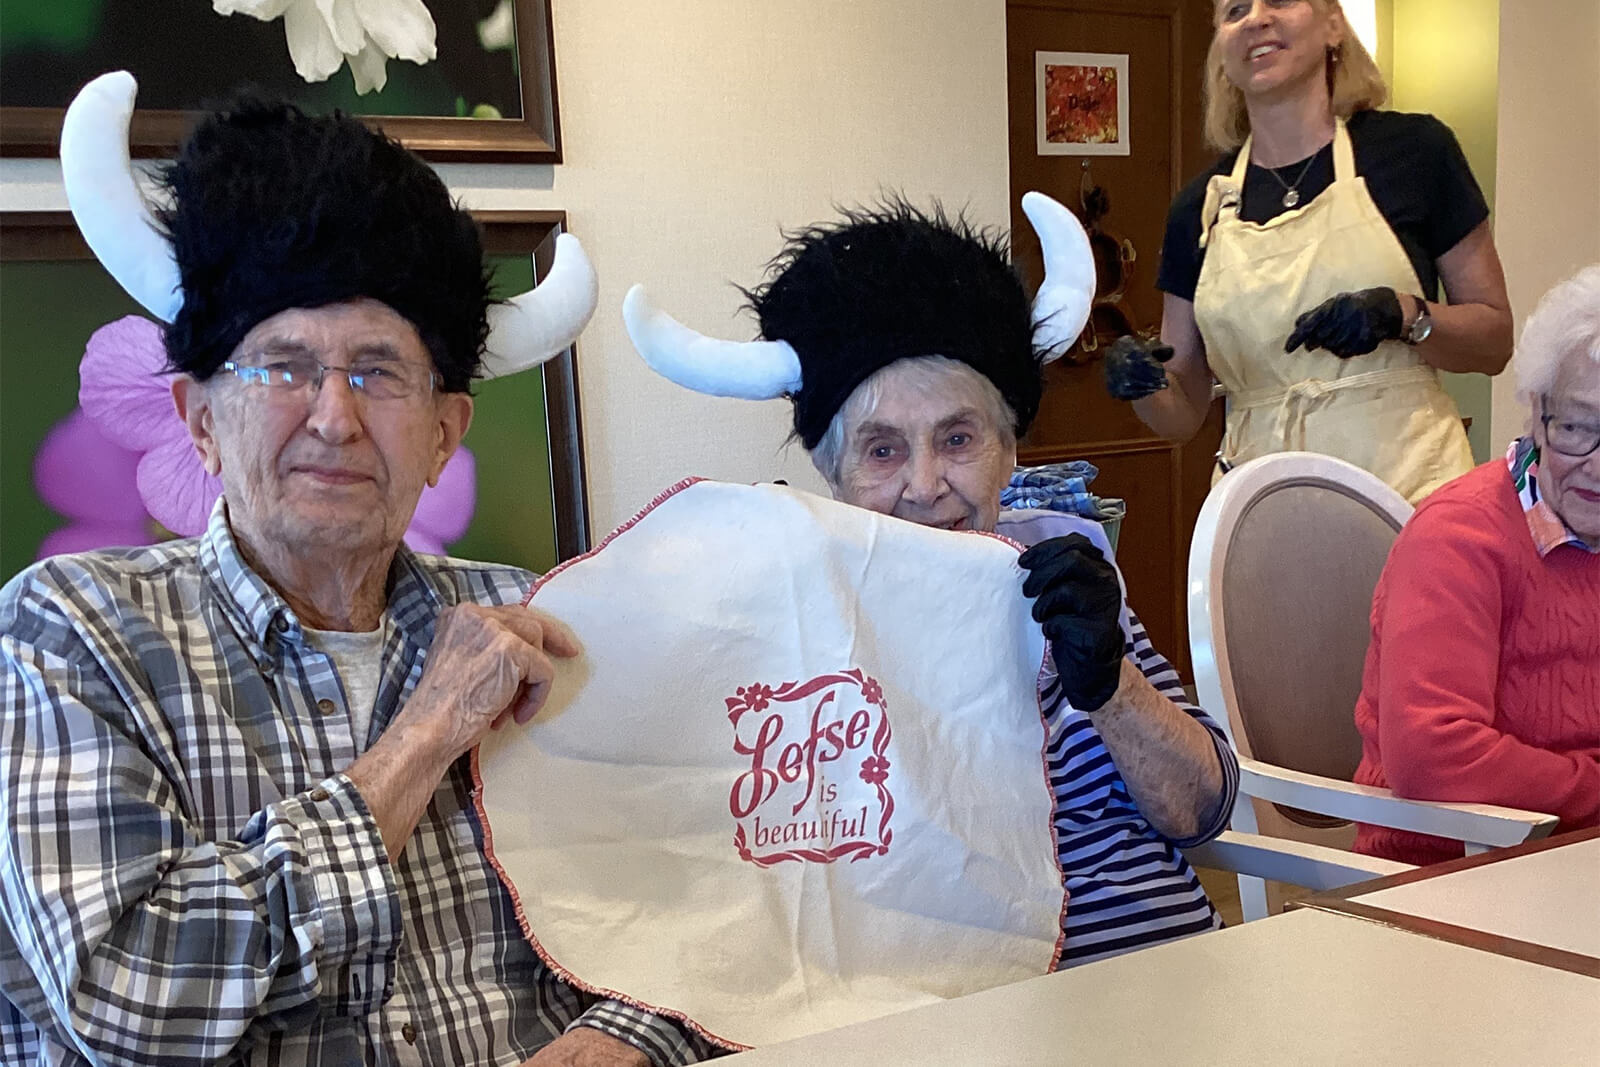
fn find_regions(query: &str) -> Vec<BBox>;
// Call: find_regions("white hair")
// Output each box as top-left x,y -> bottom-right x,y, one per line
1513,263 -> 1600,404
809,355 -> 1017,487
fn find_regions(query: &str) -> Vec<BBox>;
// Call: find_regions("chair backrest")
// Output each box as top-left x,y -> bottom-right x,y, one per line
1189,453 -> 1413,825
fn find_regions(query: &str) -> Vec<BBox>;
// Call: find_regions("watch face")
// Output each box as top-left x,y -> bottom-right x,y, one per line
1410,312 -> 1434,345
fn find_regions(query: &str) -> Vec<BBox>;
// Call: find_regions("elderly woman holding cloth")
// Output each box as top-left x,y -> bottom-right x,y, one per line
622,193 -> 1239,966
1351,266 -> 1600,866
1109,0 -> 1512,504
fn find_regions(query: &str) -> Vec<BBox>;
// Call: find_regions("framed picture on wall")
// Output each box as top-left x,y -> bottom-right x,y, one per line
1035,50 -> 1130,157
0,0 -> 560,162
0,209 -> 590,586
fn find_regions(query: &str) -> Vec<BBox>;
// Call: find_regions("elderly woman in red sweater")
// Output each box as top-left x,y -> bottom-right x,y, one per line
1352,264 -> 1600,866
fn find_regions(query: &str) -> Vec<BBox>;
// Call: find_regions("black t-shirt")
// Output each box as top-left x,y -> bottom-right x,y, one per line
1156,110 -> 1489,303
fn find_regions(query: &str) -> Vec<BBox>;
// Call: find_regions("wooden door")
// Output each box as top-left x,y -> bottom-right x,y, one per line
1007,0 -> 1224,678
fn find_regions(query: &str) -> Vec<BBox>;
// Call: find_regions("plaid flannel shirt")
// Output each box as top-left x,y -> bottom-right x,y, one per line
0,504 -> 713,1066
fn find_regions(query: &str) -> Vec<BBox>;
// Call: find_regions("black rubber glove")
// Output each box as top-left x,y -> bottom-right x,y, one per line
1018,534 -> 1126,713
1103,335 -> 1175,401
1283,287 -> 1405,358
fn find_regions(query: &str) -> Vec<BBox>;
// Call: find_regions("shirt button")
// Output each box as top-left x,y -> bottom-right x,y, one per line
317,699 -> 337,716
401,1022 -> 417,1045
257,658 -> 275,676
309,788 -> 330,802
273,616 -> 289,633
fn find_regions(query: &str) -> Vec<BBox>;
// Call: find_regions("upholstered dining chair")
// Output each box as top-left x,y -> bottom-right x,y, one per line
998,494 -> 1414,917
1188,452 -> 1558,919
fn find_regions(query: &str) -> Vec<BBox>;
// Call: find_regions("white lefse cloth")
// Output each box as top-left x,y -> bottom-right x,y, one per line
474,480 -> 1065,1049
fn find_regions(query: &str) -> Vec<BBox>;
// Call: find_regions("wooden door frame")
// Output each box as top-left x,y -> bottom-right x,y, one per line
1008,0 -> 1213,203
1007,0 -> 1224,678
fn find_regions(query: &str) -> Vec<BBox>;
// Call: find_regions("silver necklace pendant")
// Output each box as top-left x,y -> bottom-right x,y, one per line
1282,188 -> 1301,208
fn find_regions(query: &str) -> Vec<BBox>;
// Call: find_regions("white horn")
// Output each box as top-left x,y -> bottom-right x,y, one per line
61,72 -> 183,323
480,232 -> 600,377
622,284 -> 802,400
1021,190 -> 1096,362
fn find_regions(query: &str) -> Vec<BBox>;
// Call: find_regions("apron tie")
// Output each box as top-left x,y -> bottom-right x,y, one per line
1226,365 -> 1440,455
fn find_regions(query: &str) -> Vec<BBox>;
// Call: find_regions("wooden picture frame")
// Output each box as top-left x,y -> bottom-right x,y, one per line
0,208 -> 590,567
0,0 -> 561,163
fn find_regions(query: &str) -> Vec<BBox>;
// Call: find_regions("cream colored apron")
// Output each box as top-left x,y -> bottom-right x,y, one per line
1192,119 -> 1473,504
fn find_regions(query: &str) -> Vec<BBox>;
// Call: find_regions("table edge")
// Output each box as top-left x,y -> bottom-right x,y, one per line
1301,827 -> 1599,901
1291,829 -> 1600,978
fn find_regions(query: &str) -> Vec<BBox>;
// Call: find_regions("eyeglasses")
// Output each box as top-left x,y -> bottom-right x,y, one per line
220,355 -> 437,402
1541,398 -> 1600,458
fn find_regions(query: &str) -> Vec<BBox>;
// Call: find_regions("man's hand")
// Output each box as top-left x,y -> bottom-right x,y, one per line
1103,335 -> 1174,401
521,1027 -> 652,1067
1284,287 -> 1405,358
400,604 -> 581,766
345,603 -> 579,857
1018,534 -> 1126,713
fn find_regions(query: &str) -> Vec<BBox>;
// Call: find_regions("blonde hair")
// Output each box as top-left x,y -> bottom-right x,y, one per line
1203,0 -> 1388,152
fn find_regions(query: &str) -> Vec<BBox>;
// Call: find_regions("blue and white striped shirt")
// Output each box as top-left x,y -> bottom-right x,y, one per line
998,510 -> 1239,965
1042,617 -> 1237,965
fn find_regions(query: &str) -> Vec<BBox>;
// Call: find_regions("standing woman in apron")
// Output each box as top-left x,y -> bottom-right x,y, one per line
1107,0 -> 1513,504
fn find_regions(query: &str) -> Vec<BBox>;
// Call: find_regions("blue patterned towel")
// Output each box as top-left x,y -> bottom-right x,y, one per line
1000,461 -> 1124,523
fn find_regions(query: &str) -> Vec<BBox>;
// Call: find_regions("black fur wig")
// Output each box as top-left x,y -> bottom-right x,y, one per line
157,96 -> 491,392
746,199 -> 1044,449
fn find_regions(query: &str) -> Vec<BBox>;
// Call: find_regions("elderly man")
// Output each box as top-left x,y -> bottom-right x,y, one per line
1352,264 -> 1600,865
625,195 -> 1240,965
0,78 -> 707,1066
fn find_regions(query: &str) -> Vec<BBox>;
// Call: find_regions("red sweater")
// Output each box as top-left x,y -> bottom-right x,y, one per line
1352,460 -> 1600,866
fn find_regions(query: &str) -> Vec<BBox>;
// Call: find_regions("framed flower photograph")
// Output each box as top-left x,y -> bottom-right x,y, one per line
1,0 -> 560,162
1035,51 -> 1130,157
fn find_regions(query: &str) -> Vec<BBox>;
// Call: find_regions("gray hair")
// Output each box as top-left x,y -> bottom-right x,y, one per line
808,355 -> 1018,487
1514,263 -> 1600,405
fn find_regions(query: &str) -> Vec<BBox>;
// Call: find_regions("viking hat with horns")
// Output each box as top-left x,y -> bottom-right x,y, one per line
61,71 -> 597,386
622,192 -> 1093,448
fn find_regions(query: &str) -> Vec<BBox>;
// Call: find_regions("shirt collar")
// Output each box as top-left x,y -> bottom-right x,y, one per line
1505,436 -> 1597,556
197,497 -> 444,649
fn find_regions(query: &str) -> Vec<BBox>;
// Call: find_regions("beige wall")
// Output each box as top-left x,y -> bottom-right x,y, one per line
1493,0 -> 1600,448
1386,0 -> 1500,461
0,0 -> 1010,532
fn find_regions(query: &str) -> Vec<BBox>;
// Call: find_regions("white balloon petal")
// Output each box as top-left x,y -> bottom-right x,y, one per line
282,0 -> 345,82
60,72 -> 183,323
622,285 -> 803,401
347,40 -> 390,94
212,0 -> 294,20
352,0 -> 438,63
315,0 -> 367,56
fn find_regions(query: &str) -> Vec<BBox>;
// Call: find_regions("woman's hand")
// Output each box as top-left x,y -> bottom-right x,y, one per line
1129,294 -> 1217,444
1103,336 -> 1175,400
1284,287 -> 1405,358
1018,534 -> 1125,713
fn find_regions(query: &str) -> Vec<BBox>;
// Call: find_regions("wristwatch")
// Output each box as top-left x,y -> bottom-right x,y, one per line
1404,299 -> 1434,346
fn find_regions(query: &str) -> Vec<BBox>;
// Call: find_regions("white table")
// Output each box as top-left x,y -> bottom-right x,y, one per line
1299,828 -> 1600,976
728,908 -> 1598,1065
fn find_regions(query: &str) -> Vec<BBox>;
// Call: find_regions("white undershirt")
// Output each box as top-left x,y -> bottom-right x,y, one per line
303,621 -> 388,752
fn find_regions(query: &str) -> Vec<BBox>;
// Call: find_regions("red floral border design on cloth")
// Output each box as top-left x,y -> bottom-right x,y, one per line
471,478 -> 1067,1050
727,669 -> 894,867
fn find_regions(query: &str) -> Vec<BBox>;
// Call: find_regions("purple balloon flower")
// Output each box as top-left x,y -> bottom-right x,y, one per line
78,316 -> 223,536
40,314 -> 477,556
32,408 -> 154,560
